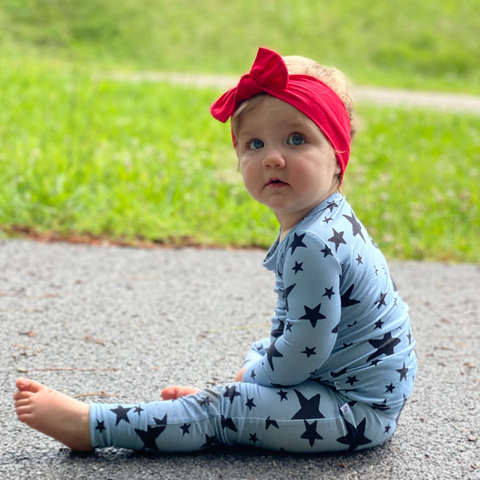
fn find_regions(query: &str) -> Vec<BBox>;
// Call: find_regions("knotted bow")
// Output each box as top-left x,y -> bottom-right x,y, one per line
210,48 -> 288,122
210,47 -> 352,179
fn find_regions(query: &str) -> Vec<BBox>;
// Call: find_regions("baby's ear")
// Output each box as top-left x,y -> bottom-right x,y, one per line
334,160 -> 341,175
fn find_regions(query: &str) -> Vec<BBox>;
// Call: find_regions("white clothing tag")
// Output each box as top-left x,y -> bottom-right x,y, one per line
340,403 -> 351,415
334,381 -> 341,391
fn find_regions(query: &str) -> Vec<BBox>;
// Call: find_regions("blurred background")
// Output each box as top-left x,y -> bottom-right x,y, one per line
0,0 -> 479,261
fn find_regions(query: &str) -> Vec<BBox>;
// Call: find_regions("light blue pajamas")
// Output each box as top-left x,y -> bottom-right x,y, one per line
90,193 -> 417,453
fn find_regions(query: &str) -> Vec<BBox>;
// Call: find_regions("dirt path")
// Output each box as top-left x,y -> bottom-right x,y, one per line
97,71 -> 480,114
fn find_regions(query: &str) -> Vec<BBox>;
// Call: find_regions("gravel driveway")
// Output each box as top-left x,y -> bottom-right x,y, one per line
0,239 -> 479,479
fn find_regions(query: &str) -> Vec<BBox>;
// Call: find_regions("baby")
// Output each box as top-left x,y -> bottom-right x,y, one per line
14,47 -> 416,453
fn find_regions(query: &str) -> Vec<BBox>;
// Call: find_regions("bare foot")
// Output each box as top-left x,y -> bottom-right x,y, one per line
161,385 -> 201,400
14,378 -> 92,451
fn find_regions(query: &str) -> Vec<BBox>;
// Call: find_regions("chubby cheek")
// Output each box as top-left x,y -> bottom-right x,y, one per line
240,163 -> 263,198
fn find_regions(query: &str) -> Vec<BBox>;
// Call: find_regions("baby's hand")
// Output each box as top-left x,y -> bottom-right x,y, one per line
234,367 -> 248,383
161,386 -> 200,400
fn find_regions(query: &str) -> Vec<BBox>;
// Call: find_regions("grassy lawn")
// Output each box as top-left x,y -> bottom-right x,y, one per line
1,58 -> 478,262
1,0 -> 480,94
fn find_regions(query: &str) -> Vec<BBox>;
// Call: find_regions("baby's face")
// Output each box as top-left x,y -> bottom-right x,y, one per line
236,97 -> 341,230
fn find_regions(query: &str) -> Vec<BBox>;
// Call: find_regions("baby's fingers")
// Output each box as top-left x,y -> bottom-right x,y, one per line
161,386 -> 201,400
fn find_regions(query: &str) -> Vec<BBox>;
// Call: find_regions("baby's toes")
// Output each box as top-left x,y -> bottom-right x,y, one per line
13,390 -> 35,402
15,405 -> 32,419
14,397 -> 31,408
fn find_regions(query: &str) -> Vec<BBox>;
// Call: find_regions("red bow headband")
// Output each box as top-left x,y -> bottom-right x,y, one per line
210,47 -> 351,179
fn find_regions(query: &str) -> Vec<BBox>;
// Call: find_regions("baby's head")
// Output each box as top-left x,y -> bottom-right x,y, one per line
210,48 -> 353,226
229,55 -> 354,192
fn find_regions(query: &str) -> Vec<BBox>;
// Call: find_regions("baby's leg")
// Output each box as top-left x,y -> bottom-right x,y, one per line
13,378 -> 92,451
89,381 -> 395,453
14,377 -> 396,453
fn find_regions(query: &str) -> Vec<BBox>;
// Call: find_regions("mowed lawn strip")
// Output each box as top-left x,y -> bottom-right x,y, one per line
1,60 -> 479,262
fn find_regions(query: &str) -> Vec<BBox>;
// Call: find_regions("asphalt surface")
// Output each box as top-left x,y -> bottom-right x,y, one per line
0,239 -> 479,479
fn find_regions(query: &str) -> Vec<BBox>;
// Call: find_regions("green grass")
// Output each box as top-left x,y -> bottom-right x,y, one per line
1,0 -> 480,93
1,58 -> 479,262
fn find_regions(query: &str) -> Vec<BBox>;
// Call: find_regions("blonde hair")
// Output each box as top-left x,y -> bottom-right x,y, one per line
231,55 -> 355,141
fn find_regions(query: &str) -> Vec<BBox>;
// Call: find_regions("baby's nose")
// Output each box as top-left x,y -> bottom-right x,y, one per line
262,149 -> 286,168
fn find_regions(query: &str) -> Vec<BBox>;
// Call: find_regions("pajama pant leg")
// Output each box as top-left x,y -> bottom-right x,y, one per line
90,380 -> 397,453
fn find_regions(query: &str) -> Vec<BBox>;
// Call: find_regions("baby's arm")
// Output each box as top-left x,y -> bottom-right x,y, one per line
242,232 -> 341,387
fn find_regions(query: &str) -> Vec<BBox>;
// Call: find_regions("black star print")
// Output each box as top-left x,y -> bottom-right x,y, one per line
343,210 -> 366,242
292,261 -> 304,274
153,414 -> 167,426
289,233 -> 307,255
374,319 -> 384,330
110,405 -> 132,426
407,331 -> 412,345
370,359 -> 382,367
346,376 -> 359,386
277,390 -> 288,402
341,284 -> 361,308
385,383 -> 396,393
250,369 -> 256,380
326,200 -> 339,211
266,416 -> 279,430
221,415 -> 238,432
245,397 -> 256,410
134,425 -> 165,451
371,399 -> 390,411
328,229 -> 347,252
331,367 -> 347,378
95,421 -> 106,433
300,303 -> 326,328
286,321 -> 293,332
291,390 -> 324,420
347,320 -> 357,327
197,396 -> 212,406
374,292 -> 387,309
396,362 -> 409,381
224,385 -> 241,403
342,342 -> 353,349
266,340 -> 283,371
336,417 -> 372,452
323,287 -> 335,299
284,283 -> 296,310
323,216 -> 333,224
355,254 -> 363,265
385,424 -> 391,434
301,346 -> 316,358
367,332 -> 401,362
320,245 -> 333,257
271,319 -> 285,339
249,433 -> 259,444
374,266 -> 379,276
134,405 -> 144,415
300,420 -> 323,447
180,423 -> 191,436
201,433 -> 218,448
331,323 -> 340,334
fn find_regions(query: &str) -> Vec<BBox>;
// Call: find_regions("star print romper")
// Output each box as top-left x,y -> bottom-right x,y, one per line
90,192 -> 417,453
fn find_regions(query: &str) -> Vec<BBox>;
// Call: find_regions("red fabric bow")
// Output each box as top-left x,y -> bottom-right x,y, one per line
210,47 -> 351,179
211,48 -> 288,122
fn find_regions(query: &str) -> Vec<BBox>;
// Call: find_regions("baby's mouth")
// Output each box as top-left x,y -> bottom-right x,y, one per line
266,178 -> 288,188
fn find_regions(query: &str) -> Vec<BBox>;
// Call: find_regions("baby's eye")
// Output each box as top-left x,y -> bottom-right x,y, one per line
248,139 -> 264,150
287,134 -> 305,146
